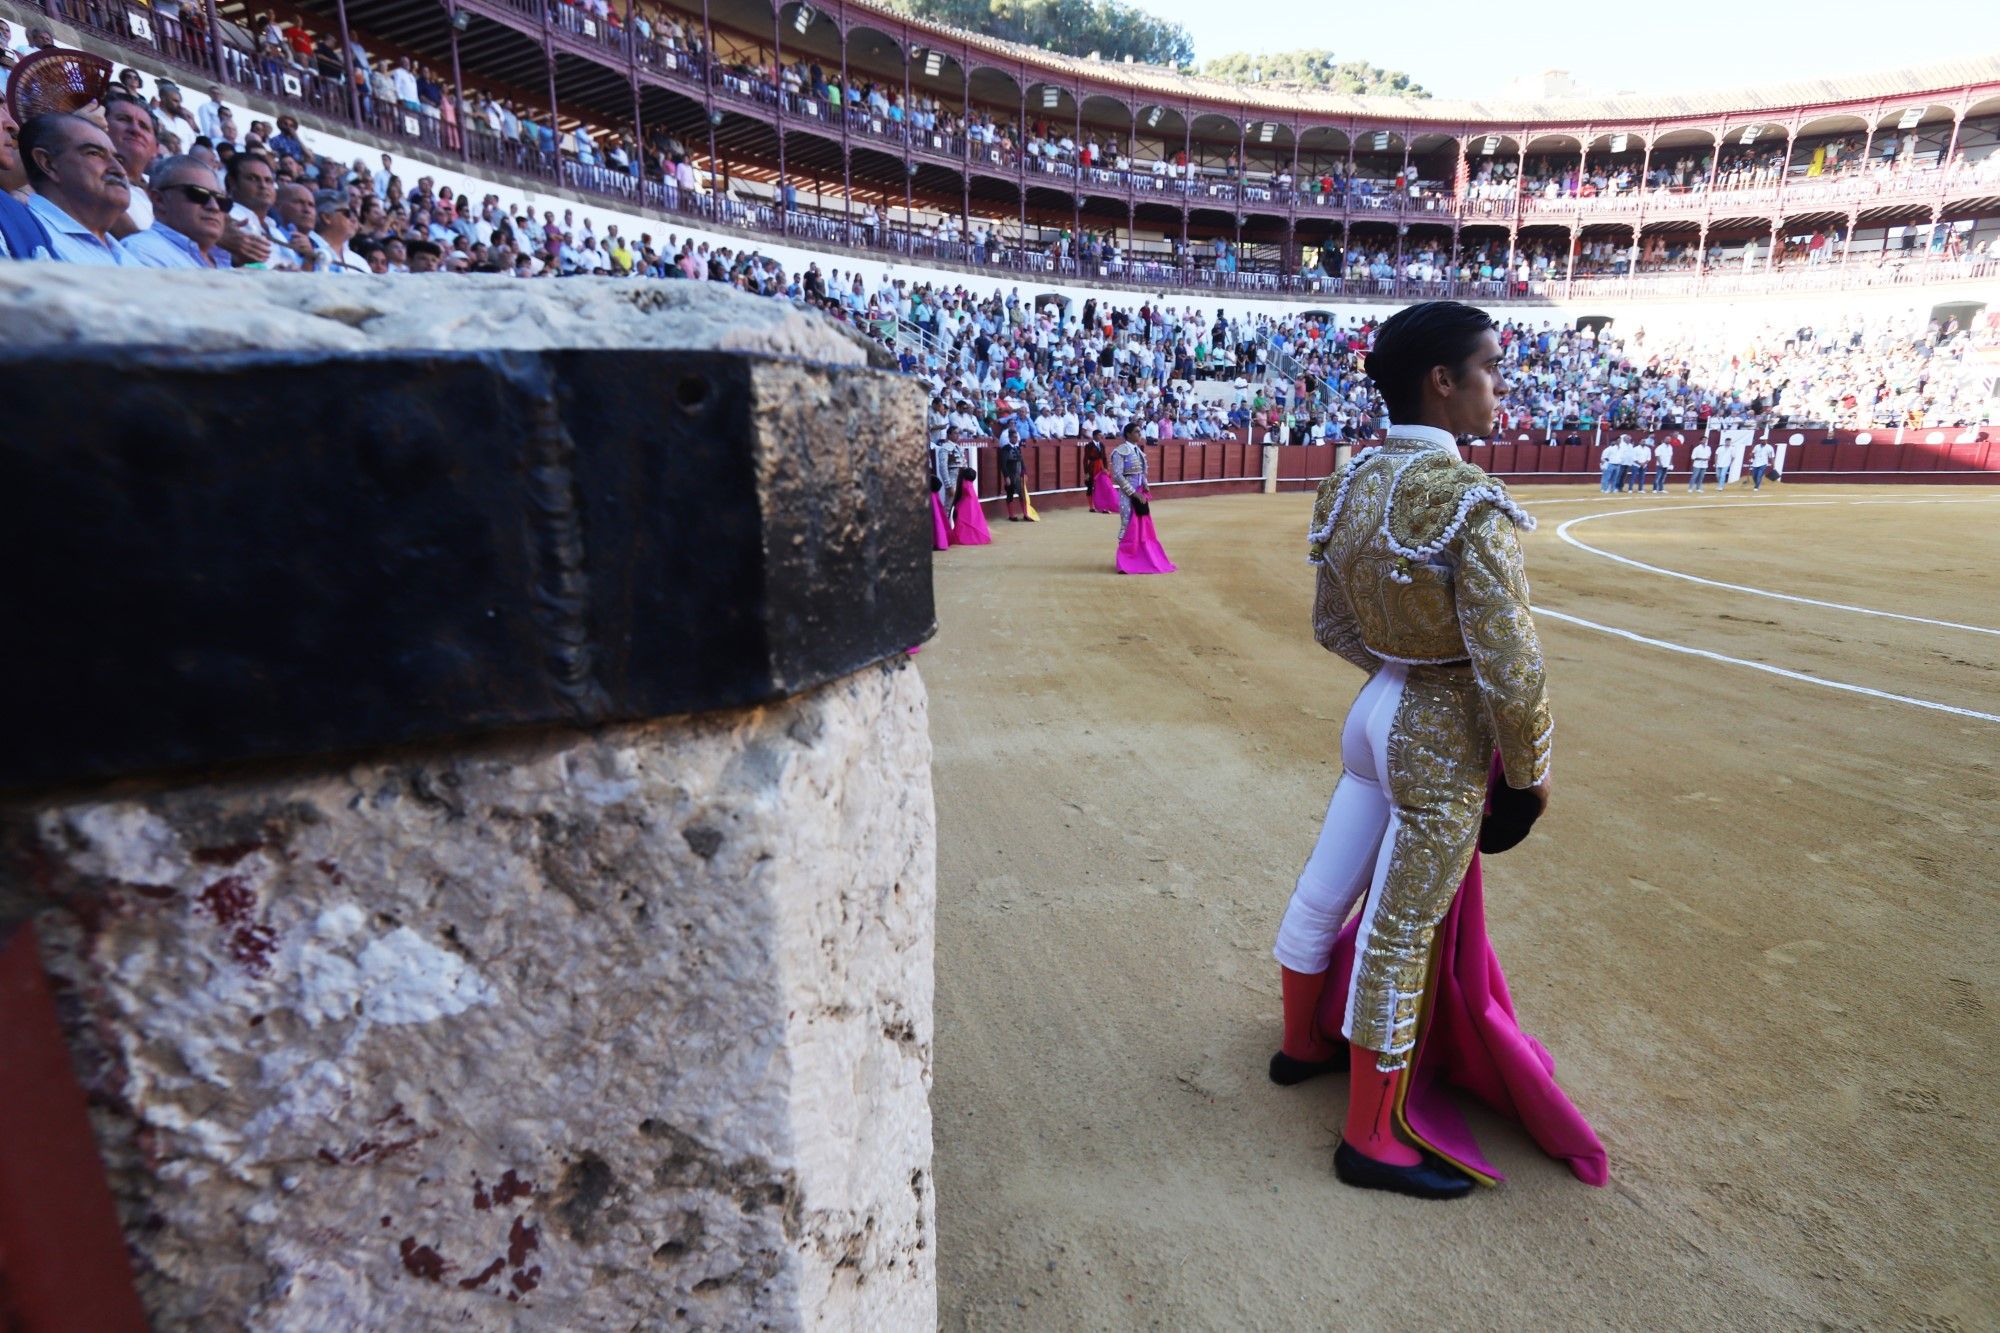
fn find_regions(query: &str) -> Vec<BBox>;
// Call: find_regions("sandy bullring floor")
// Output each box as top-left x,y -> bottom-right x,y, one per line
922,482 -> 1999,1331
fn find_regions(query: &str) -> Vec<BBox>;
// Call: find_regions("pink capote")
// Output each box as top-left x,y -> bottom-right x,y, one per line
1089,472 -> 1121,513
1115,492 -> 1176,574
1316,854 -> 1609,1187
952,480 -> 992,545
931,492 -> 953,550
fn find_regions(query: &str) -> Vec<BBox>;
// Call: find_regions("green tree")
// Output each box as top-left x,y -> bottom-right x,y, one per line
1200,49 -> 1429,98
884,0 -> 1196,67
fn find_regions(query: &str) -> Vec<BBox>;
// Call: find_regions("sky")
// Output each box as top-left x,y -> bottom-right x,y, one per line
1143,0 -> 2000,100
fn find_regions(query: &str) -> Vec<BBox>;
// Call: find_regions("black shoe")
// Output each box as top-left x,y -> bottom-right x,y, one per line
1269,1048 -> 1348,1085
1333,1141 -> 1475,1200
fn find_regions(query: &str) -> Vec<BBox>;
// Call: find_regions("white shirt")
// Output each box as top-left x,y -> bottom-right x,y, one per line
229,202 -> 299,268
1751,443 -> 1775,466
125,186 -> 154,231
1653,440 -> 1674,466
1691,442 -> 1713,464
1383,423 -> 1463,459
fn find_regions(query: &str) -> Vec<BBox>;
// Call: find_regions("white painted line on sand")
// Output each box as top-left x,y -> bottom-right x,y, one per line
1532,607 -> 2000,725
1552,502 -> 2000,637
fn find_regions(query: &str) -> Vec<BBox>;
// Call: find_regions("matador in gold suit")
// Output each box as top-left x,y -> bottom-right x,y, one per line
1272,419 -> 1553,1195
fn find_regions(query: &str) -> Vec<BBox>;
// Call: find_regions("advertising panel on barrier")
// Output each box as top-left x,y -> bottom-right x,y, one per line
1719,428 -> 1756,486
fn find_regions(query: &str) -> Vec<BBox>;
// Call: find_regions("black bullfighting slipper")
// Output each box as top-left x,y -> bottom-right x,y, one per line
1269,1048 -> 1349,1085
1333,1141 -> 1475,1200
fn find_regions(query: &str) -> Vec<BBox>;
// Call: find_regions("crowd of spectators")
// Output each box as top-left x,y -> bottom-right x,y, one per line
3,46 -> 1992,446
11,9 -> 2000,298
811,272 -> 1997,446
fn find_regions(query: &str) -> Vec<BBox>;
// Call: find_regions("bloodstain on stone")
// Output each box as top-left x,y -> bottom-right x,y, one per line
457,1257 -> 507,1291
398,1237 -> 447,1282
314,859 -> 348,886
192,841 -> 262,866
380,1216 -> 392,1228
317,1149 -> 340,1165
475,1168 -> 534,1212
510,1265 -> 542,1294
197,876 -> 256,926
507,1215 -> 540,1268
131,884 -> 178,901
494,1170 -> 535,1205
248,1014 -> 265,1027
226,923 -> 279,976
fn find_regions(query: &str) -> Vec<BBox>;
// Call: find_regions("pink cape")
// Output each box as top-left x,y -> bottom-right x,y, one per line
952,481 -> 992,545
1115,511 -> 1177,574
1089,472 -> 1120,513
931,492 -> 953,550
1316,854 -> 1609,1187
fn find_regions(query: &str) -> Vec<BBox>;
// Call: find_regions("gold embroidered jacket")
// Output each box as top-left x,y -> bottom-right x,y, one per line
1308,442 -> 1554,788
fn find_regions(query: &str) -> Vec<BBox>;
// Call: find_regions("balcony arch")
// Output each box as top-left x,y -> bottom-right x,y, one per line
1875,102 -> 1956,132
1026,81 -> 1078,123
1185,110 -> 1243,172
841,23 -> 906,86
1081,92 -> 1135,135
778,2 -> 842,67
1135,103 -> 1187,140
967,64 -> 1023,108
1348,128 -> 1409,187
906,44 -> 967,95
1521,129 -> 1584,155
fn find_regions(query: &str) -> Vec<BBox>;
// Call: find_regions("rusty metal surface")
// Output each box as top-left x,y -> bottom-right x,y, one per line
0,348 -> 933,791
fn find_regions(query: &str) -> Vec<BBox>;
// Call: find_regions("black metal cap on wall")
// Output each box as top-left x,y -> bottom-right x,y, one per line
0,348 -> 934,792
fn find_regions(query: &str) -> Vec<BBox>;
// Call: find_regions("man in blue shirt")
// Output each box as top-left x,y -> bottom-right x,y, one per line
20,114 -> 137,265
124,155 -> 233,269
268,115 -> 305,162
0,98 -> 55,259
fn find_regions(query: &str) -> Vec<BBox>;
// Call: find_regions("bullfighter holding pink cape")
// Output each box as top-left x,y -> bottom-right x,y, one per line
1269,302 -> 1605,1199
1108,424 -> 1174,574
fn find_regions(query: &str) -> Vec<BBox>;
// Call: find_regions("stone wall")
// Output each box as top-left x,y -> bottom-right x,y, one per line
0,270 -> 937,1329
4,659 -> 935,1330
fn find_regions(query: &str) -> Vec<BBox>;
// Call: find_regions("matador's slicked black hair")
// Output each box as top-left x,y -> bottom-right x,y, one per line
1364,300 -> 1499,425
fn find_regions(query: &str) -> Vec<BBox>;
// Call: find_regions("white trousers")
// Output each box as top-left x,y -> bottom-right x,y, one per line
1272,663 -> 1408,1043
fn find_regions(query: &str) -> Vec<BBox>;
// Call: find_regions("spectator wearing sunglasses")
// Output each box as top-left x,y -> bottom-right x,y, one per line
125,156 -> 233,269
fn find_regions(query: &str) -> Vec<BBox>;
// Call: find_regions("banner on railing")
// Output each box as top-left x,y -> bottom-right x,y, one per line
126,11 -> 153,40
282,73 -> 303,98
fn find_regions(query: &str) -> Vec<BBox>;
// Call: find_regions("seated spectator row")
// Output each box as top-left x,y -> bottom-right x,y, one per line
10,0 -> 1999,303
2,41 -> 1992,451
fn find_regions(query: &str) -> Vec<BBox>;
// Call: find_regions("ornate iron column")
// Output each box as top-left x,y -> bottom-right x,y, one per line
331,0 -> 358,123
447,3 -> 468,161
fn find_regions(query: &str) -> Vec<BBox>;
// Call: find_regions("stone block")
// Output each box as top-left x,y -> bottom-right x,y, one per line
0,271 -> 938,1329
1,661 -> 935,1329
